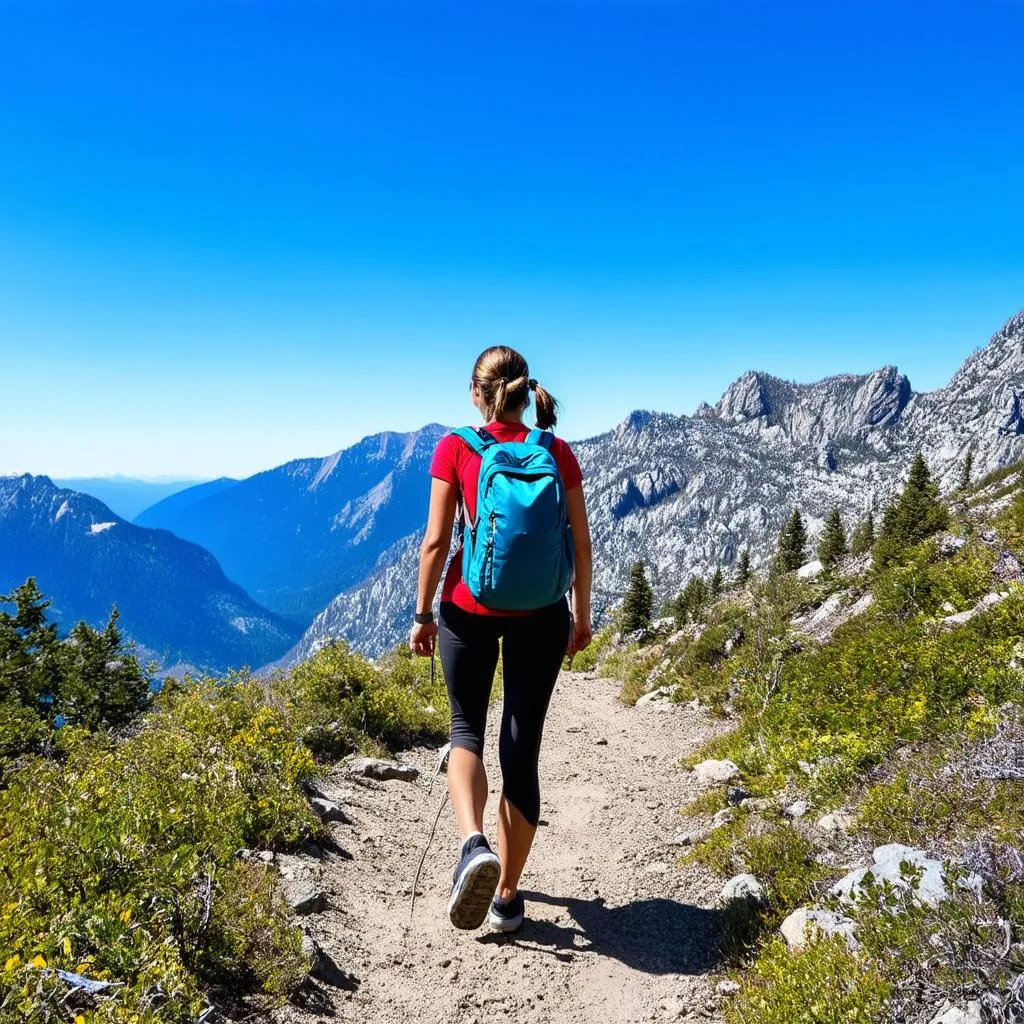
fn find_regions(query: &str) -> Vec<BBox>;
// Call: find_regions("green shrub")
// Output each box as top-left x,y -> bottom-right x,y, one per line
569,625 -> 614,672
725,935 -> 891,1024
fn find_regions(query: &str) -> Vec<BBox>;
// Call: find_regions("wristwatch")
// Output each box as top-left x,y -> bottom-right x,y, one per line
414,611 -> 435,625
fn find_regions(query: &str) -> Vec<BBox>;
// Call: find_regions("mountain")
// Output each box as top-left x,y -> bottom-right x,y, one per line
0,475 -> 301,672
284,310 -> 1024,660
52,476 -> 207,521
134,477 -> 239,527
135,426 -> 448,624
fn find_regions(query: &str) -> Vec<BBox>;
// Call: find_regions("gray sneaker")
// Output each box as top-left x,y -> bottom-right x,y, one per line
488,891 -> 525,933
448,835 -> 501,930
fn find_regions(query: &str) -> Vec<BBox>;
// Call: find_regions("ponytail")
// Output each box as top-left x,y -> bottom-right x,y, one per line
471,346 -> 560,430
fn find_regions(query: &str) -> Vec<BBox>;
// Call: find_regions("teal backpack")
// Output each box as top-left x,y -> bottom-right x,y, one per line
453,426 -> 575,611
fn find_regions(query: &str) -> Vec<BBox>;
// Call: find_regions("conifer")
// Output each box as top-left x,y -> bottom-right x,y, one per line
874,453 -> 949,569
733,548 -> 751,587
775,508 -> 807,573
817,507 -> 848,571
849,510 -> 875,556
959,448 -> 974,492
710,565 -> 724,597
620,561 -> 654,635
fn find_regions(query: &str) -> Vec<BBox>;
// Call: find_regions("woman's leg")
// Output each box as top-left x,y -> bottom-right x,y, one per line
495,599 -> 571,902
437,603 -> 500,839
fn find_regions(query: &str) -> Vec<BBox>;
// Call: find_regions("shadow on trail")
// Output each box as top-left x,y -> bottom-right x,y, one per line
477,891 -> 725,975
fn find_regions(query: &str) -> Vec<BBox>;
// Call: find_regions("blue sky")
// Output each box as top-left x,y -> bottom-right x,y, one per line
1,0 -> 1022,479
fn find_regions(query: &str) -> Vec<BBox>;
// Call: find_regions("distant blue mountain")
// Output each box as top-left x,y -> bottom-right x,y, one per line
134,425 -> 448,625
0,475 -> 301,673
134,477 -> 239,528
53,476 -> 208,521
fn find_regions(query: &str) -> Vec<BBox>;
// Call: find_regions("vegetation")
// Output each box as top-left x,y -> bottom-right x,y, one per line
816,507 -> 847,572
0,584 -> 449,1022
849,510 -> 875,556
733,548 -> 751,587
873,452 -> 949,570
775,508 -> 808,573
620,560 -> 654,635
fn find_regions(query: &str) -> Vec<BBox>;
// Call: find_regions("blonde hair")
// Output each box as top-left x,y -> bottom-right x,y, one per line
471,346 -> 559,430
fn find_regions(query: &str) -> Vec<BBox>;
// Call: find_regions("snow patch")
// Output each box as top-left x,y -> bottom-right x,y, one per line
230,617 -> 250,634
89,522 -> 117,534
55,500 -> 71,522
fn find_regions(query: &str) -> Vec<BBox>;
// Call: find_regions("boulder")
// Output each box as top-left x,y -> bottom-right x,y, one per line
716,979 -> 741,996
635,685 -> 677,709
347,757 -> 420,782
693,758 -> 740,785
936,534 -> 967,557
721,873 -> 765,903
797,560 -> 824,579
740,797 -> 775,813
929,1001 -> 982,1024
830,844 -> 983,908
941,592 -> 1010,630
780,908 -> 858,952
309,797 -> 351,824
816,810 -> 856,833
784,799 -> 809,819
727,786 -> 751,806
712,808 -> 735,828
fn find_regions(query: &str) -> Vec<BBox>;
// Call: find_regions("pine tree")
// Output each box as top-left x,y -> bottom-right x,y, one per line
710,565 -> 724,597
673,575 -> 710,625
733,548 -> 751,587
620,561 -> 654,635
959,448 -> 974,492
849,510 -> 875,556
775,508 -> 808,573
874,453 -> 949,569
817,507 -> 848,571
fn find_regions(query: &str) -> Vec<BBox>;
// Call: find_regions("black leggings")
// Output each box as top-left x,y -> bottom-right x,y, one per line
438,598 -> 571,827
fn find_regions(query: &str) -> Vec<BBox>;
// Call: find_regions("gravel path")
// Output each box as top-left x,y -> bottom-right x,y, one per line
274,672 -> 731,1024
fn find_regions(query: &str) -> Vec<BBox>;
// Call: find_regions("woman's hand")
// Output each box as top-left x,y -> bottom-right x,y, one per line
566,616 -> 593,657
410,621 -> 438,657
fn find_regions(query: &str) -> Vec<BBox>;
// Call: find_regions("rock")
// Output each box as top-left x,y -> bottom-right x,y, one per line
727,786 -> 751,806
595,737 -> 609,745
716,979 -> 741,996
937,533 -> 967,557
712,808 -> 735,828
668,830 -> 696,847
929,1000 -> 982,1024
302,934 -> 356,988
785,799 -> 809,819
830,844 -> 983,908
277,854 -> 327,915
645,862 -> 670,875
721,873 -> 765,903
994,552 -> 1024,584
635,685 -> 677,709
780,908 -> 859,952
816,810 -> 855,833
797,760 -> 815,776
940,600 -> 957,614
740,797 -> 775,813
347,757 -> 420,782
693,758 -> 740,785
797,559 -> 824,579
941,591 -> 1010,629
309,797 -> 352,824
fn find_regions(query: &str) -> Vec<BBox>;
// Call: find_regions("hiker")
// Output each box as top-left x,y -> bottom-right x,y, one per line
410,345 -> 593,934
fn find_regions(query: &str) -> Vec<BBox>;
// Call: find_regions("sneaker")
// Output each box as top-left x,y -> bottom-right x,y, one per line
447,834 -> 501,930
488,891 -> 525,933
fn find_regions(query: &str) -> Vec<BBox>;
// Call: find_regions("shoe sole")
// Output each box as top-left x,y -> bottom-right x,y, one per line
488,908 -> 524,933
448,851 -> 501,930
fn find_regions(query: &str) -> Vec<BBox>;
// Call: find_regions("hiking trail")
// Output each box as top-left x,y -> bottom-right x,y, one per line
273,672 -> 732,1024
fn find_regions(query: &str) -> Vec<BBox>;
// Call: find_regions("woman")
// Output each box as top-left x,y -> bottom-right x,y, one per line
410,345 -> 593,934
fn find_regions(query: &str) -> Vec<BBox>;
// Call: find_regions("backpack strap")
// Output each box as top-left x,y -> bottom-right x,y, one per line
452,426 -> 497,455
525,428 -> 554,451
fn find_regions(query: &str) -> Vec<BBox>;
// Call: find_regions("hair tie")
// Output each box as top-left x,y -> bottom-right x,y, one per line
528,378 -> 538,390
498,376 -> 508,385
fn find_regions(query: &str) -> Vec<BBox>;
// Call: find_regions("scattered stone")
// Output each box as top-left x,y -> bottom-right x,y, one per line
645,862 -> 670,875
830,844 -> 983,908
797,760 -> 815,776
712,808 -> 735,828
929,1000 -> 982,1024
277,854 -> 327,915
780,908 -> 859,952
721,873 -> 765,903
940,601 -> 957,614
994,552 -> 1024,584
816,810 -> 856,833
595,737 -> 609,745
668,830 -> 696,847
635,685 -> 677,709
941,591 -> 1010,629
740,797 -> 774,813
784,800 -> 809,819
980,529 -> 998,545
309,797 -> 352,824
716,979 -> 741,996
726,786 -> 751,806
692,758 -> 740,785
796,559 -> 823,579
347,757 -> 420,782
937,533 -> 967,557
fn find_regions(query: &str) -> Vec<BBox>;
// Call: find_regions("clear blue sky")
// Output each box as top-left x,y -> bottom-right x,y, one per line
2,0 -> 1022,479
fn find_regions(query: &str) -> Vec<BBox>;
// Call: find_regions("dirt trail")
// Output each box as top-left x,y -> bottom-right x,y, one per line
275,673 -> 732,1024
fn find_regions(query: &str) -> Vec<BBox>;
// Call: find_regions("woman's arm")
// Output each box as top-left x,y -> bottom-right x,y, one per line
410,476 -> 458,656
565,485 -> 593,655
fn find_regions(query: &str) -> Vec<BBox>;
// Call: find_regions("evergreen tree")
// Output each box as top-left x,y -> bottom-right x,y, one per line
849,510 -> 875,556
673,575 -> 710,626
710,565 -> 724,597
959,448 -> 974,492
817,507 -> 848,571
733,548 -> 751,587
874,453 -> 949,569
620,561 -> 654,635
775,508 -> 808,573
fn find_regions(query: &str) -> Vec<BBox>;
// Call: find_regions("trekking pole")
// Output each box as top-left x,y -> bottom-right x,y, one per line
408,642 -> 451,924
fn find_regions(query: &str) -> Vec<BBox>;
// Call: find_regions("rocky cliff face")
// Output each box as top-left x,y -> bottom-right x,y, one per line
0,475 -> 301,672
283,310 -> 1024,660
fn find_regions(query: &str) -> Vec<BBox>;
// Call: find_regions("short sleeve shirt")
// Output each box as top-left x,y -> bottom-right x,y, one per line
429,421 -> 583,616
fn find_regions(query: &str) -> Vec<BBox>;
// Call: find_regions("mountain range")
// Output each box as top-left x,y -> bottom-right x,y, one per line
0,475 -> 300,673
5,310 -> 1022,667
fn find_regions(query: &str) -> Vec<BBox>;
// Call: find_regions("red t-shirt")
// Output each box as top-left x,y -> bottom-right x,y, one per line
429,421 -> 584,616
